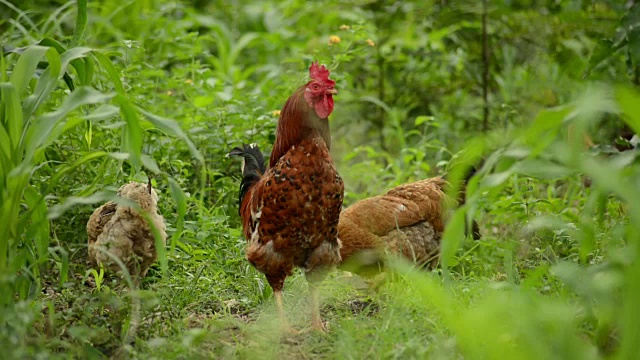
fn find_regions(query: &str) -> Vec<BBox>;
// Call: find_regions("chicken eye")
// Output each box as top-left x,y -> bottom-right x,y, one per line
312,84 -> 320,90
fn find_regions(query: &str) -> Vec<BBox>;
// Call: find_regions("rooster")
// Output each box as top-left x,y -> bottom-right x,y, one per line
228,62 -> 343,332
87,180 -> 167,281
338,172 -> 481,276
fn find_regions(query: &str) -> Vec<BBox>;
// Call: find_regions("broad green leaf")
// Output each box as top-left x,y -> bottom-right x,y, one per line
109,152 -> 130,161
24,87 -> 114,160
439,206 -> 466,282
22,47 -> 62,122
579,157 -> 635,206
48,151 -> 109,188
166,176 -> 186,258
38,37 -> 67,54
229,32 -> 259,64
37,38 -> 80,90
524,104 -> 574,145
481,170 -> 513,188
93,51 -> 124,93
60,47 -> 93,72
84,104 -> 119,121
138,108 -> 204,163
0,83 -> 22,159
141,154 -> 160,174
48,191 -> 137,220
414,115 -> 434,126
0,124 -> 12,172
22,186 -> 49,262
513,159 -> 572,179
116,95 -> 142,168
614,85 -> 640,136
81,55 -> 95,85
9,45 -> 49,95
193,96 -> 214,108
72,0 -> 88,46
360,95 -> 391,113
585,38 -> 621,75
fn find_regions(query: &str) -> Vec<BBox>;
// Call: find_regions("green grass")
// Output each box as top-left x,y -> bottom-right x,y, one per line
1,0 -> 639,359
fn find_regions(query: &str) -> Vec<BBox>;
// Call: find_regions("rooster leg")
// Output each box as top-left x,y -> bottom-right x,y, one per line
274,290 -> 287,326
306,269 -> 327,332
268,276 -> 297,333
274,290 -> 301,334
309,284 -> 325,332
304,239 -> 341,333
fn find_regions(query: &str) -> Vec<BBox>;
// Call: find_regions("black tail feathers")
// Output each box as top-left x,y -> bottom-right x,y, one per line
228,143 -> 266,177
228,143 -> 267,213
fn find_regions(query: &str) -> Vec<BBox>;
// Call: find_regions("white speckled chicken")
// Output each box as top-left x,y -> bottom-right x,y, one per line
87,181 -> 167,279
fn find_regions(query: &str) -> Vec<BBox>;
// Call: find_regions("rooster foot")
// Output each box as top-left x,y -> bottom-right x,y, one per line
281,324 -> 301,335
310,320 -> 328,334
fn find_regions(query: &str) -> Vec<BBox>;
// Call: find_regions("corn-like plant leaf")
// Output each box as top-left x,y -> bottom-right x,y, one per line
138,108 -> 204,164
22,45 -> 96,122
513,158 -> 572,179
9,45 -> 49,95
72,0 -> 88,47
614,85 -> 640,136
93,51 -> 124,93
80,55 -> 95,85
439,205 -> 466,282
166,176 -> 186,258
22,186 -> 49,263
38,37 -> 66,54
0,127 -> 11,185
141,154 -> 160,174
115,95 -> 142,168
22,46 -> 62,122
38,37 -> 76,90
48,191 -> 119,220
0,83 -> 22,162
523,104 -> 574,147
48,151 -> 109,189
83,104 -> 119,121
229,32 -> 259,66
23,87 -> 114,161
60,47 -> 93,70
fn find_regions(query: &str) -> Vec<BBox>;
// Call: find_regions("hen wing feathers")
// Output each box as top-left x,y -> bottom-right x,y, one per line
87,201 -> 117,262
338,177 -> 458,272
341,177 -> 448,235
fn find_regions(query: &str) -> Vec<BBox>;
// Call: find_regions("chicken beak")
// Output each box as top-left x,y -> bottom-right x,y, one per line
326,88 -> 338,95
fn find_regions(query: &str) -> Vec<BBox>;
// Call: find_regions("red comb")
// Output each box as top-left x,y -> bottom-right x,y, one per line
309,61 -> 333,84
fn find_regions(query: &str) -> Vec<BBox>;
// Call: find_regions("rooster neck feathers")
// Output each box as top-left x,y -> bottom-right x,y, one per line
269,87 -> 332,168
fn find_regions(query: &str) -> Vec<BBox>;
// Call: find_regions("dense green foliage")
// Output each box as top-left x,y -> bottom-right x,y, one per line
1,0 -> 639,358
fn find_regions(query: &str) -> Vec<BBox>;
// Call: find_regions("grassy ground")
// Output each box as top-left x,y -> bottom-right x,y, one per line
28,175 -> 625,359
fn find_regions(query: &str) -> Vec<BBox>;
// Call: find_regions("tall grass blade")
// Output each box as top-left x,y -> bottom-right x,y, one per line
115,95 -> 142,169
72,0 -> 88,47
0,83 -> 22,160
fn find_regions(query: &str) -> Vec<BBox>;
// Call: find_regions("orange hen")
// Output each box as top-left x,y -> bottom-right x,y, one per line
229,62 -> 343,332
338,174 -> 480,276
